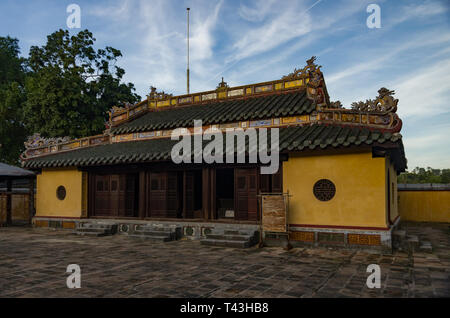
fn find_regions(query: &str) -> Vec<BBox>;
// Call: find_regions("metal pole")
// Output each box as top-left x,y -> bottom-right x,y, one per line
187,8 -> 190,94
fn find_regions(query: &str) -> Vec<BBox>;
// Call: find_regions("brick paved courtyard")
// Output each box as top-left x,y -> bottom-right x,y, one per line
0,222 -> 449,298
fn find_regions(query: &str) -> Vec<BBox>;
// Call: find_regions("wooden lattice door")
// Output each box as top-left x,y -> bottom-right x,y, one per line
235,168 -> 258,221
183,171 -> 195,218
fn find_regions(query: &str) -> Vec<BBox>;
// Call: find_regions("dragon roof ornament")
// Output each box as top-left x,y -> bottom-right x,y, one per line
149,86 -> 173,100
24,133 -> 71,149
329,101 -> 343,109
350,88 -> 398,113
282,56 -> 323,87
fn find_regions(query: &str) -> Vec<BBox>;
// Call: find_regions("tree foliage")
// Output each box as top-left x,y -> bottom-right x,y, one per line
24,29 -> 140,138
0,36 -> 28,164
398,167 -> 450,184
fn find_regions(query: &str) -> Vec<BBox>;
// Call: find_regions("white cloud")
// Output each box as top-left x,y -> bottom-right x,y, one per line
388,0 -> 449,26
403,125 -> 450,169
190,0 -> 223,62
394,58 -> 450,118
228,5 -> 313,63
326,31 -> 450,112
88,0 -> 133,20
238,0 -> 278,22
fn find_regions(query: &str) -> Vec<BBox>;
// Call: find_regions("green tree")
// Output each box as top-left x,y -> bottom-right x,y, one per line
398,167 -> 450,184
24,29 -> 140,138
0,36 -> 28,165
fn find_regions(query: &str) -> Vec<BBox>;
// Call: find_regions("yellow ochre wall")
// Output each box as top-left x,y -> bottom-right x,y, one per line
283,151 -> 389,228
387,158 -> 399,223
36,168 -> 85,218
399,191 -> 450,223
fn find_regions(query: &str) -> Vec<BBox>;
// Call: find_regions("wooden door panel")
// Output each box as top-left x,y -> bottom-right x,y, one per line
247,169 -> 258,221
92,174 -> 137,218
147,172 -> 166,218
166,172 -> 178,218
271,165 -> 283,193
235,168 -> 258,221
124,175 -> 136,217
109,175 -> 120,216
147,172 -> 179,218
94,175 -> 111,216
184,171 -> 194,218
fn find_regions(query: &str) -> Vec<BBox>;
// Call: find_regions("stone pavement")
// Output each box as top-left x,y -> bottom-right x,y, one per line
0,222 -> 448,298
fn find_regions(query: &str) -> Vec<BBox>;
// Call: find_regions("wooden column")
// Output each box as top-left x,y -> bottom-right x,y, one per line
138,171 -> 147,219
6,179 -> 12,225
202,168 -> 209,220
28,178 -> 35,222
87,173 -> 95,218
209,168 -> 216,220
182,171 -> 187,219
201,167 -> 216,220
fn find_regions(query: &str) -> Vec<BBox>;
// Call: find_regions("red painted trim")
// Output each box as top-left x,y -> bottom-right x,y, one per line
289,224 -> 390,231
398,189 -> 450,192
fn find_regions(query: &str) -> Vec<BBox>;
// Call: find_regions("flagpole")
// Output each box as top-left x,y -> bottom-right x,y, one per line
187,7 -> 190,94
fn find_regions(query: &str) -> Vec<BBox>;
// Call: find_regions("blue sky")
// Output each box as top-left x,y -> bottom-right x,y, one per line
1,0 -> 449,169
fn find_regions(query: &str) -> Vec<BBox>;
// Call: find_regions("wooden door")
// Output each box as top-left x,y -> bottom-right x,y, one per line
121,175 -> 136,217
147,172 -> 167,218
183,171 -> 195,218
147,172 -> 178,218
260,174 -> 270,193
94,175 -> 111,216
271,165 -> 283,193
110,175 -> 120,216
92,174 -> 137,217
166,172 -> 178,218
235,168 -> 258,221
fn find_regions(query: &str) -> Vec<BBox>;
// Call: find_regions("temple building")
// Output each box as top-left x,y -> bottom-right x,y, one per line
21,57 -> 407,251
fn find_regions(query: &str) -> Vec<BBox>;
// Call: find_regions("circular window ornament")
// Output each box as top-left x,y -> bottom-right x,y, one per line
313,179 -> 336,201
56,186 -> 66,200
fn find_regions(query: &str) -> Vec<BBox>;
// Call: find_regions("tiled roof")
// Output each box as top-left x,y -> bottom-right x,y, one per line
0,162 -> 35,177
111,90 -> 314,134
24,124 -> 406,171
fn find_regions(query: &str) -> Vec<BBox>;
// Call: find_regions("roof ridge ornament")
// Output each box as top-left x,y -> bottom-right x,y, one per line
24,133 -> 72,149
216,77 -> 229,91
282,56 -> 323,87
350,87 -> 398,113
329,101 -> 343,109
149,86 -> 173,100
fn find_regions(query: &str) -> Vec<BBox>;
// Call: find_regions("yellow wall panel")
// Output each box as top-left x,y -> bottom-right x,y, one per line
283,152 -> 388,228
36,168 -> 83,218
399,191 -> 450,222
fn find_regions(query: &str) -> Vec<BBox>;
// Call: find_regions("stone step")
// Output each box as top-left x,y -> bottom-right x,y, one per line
200,238 -> 253,248
419,241 -> 433,253
127,234 -> 173,242
223,230 -> 255,236
78,223 -> 116,229
136,226 -> 174,232
76,228 -> 116,235
206,234 -> 253,241
224,230 -> 241,235
392,230 -> 406,239
75,231 -> 109,237
134,230 -> 175,236
406,235 -> 420,247
77,227 -> 113,233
